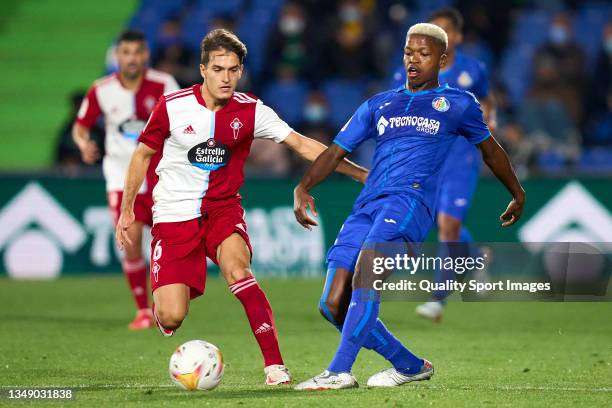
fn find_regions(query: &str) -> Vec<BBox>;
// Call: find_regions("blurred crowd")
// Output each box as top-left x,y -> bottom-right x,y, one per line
57,0 -> 612,178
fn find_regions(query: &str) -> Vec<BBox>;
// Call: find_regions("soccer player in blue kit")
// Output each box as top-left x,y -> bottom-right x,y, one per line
293,23 -> 525,389
390,8 -> 498,321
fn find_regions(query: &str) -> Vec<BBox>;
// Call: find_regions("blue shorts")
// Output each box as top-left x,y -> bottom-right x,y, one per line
436,139 -> 480,221
326,194 -> 433,271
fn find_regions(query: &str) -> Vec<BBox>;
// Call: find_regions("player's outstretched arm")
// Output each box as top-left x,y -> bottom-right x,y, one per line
116,142 -> 156,249
283,132 -> 368,183
293,144 -> 349,229
477,137 -> 526,227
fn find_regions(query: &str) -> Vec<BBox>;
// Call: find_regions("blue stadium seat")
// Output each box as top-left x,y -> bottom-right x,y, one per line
237,9 -> 276,78
322,80 -> 366,129
261,80 -> 310,126
195,0 -> 245,16
574,3 -> 611,69
577,148 -> 612,173
537,151 -> 566,173
181,9 -> 213,53
510,10 -> 552,49
498,44 -> 535,106
251,0 -> 286,14
139,0 -> 188,19
413,0 -> 456,14
128,9 -> 164,52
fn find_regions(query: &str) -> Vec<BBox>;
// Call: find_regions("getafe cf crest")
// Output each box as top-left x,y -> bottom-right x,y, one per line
432,97 -> 450,112
230,117 -> 243,139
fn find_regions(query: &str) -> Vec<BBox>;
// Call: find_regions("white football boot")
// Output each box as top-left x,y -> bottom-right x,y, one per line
415,301 -> 444,322
294,370 -> 358,390
264,364 -> 292,385
367,359 -> 434,387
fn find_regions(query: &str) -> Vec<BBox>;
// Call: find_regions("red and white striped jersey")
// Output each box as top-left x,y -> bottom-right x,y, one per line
75,69 -> 179,193
138,84 -> 293,224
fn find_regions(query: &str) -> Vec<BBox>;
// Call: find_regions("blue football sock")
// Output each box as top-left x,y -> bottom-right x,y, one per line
432,241 -> 455,302
320,266 -> 422,373
370,319 -> 423,373
328,288 -> 379,373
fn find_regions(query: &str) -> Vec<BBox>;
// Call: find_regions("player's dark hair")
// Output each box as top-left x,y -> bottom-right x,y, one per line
116,29 -> 146,45
200,29 -> 247,65
428,7 -> 464,31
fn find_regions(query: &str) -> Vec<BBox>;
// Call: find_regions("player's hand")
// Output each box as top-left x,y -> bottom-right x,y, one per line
293,186 -> 318,230
78,139 -> 100,164
116,210 -> 135,249
500,197 -> 524,227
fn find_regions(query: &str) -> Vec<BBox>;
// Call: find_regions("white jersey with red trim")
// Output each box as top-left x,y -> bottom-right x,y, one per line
138,84 -> 293,224
76,69 -> 179,192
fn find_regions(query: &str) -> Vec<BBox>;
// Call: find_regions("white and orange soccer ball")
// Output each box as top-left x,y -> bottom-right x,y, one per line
169,340 -> 224,391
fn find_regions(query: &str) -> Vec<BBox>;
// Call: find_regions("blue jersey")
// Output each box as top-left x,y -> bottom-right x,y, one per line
390,52 -> 490,169
334,84 -> 490,214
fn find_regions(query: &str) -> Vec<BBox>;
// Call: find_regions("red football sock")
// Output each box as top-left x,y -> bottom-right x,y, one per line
122,257 -> 149,310
229,276 -> 284,367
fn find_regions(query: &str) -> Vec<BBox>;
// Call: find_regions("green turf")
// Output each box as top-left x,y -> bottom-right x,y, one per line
0,0 -> 137,169
0,276 -> 610,407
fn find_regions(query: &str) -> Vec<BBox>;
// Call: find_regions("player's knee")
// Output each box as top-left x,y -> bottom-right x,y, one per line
318,297 -> 343,325
156,305 -> 187,330
224,266 -> 252,286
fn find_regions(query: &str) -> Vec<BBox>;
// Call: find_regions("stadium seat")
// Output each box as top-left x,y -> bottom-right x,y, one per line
498,44 -> 535,106
322,80 -> 366,129
537,150 -> 566,174
510,10 -> 553,50
261,80 -> 310,126
195,0 -> 245,16
128,9 -> 164,52
237,9 -> 276,79
251,0 -> 286,14
577,148 -> 612,173
181,9 -> 213,53
574,3 -> 612,70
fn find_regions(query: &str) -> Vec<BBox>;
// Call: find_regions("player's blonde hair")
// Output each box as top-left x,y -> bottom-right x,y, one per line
407,23 -> 448,52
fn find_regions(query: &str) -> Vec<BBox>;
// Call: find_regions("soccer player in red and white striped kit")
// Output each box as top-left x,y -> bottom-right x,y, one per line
73,30 -> 179,330
115,29 -> 367,385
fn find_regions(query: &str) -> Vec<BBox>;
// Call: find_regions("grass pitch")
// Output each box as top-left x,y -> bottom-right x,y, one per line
1,276 -> 611,407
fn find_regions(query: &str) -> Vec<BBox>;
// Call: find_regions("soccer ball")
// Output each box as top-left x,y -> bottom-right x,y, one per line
169,340 -> 224,391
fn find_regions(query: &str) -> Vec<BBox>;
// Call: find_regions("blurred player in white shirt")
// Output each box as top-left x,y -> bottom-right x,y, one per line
73,30 -> 179,330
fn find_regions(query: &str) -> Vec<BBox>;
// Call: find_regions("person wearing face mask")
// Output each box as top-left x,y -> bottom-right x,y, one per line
264,2 -> 315,81
585,22 -> 612,145
532,12 -> 586,126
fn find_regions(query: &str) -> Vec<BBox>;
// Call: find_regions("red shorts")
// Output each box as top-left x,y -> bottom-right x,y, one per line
149,197 -> 252,299
108,191 -> 153,227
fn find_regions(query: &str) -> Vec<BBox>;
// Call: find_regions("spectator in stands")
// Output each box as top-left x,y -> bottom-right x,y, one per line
153,18 -> 198,88
264,2 -> 316,83
584,22 -> 612,145
532,12 -> 586,124
518,53 -> 581,162
320,0 -> 379,81
56,91 -> 104,173
299,91 -> 334,145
